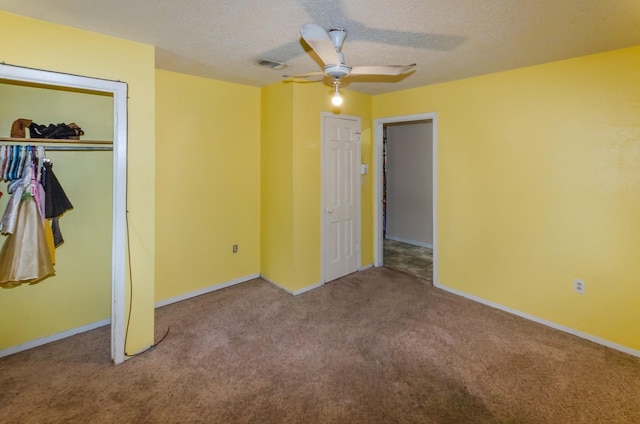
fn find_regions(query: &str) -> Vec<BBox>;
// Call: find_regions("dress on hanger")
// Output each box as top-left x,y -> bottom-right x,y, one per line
0,194 -> 54,287
0,158 -> 33,235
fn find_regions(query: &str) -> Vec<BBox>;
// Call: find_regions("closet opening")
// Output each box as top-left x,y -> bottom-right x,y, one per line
0,64 -> 128,364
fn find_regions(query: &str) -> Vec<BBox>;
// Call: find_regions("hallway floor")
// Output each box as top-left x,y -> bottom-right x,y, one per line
383,239 -> 433,282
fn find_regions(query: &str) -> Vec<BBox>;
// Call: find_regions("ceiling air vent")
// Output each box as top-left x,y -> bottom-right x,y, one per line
255,59 -> 287,70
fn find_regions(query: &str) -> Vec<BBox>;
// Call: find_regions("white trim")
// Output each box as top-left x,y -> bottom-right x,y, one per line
320,112 -> 362,284
291,281 -> 325,296
0,319 -> 110,359
1,273 -> 259,358
0,64 -> 128,365
111,81 -> 128,365
154,274 -> 260,308
261,275 -> 325,296
359,263 -> 374,271
384,235 -> 433,249
435,282 -> 640,359
373,113 -> 438,284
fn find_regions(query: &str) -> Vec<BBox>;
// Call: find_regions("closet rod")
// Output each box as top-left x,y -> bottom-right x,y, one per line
43,146 -> 113,151
0,143 -> 112,151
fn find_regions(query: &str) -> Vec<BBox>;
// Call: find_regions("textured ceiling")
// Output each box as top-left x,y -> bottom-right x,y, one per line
0,0 -> 639,94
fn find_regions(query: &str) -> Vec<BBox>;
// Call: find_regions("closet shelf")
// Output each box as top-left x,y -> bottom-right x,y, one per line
0,137 -> 112,145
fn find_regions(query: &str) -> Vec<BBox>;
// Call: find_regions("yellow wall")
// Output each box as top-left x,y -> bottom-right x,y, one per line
261,82 -> 372,292
373,46 -> 640,351
154,70 -> 261,301
260,83 -> 295,285
0,11 -> 156,354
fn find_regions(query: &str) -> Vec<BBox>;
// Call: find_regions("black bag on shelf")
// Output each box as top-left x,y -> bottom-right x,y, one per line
29,122 -> 84,139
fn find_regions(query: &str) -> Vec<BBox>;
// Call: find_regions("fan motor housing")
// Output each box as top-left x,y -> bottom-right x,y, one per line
324,64 -> 352,79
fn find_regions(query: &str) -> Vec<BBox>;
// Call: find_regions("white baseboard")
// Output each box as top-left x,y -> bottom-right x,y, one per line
290,281 -> 324,296
385,235 -> 433,249
155,273 -> 260,308
359,263 -> 374,271
266,265 -> 378,296
261,275 -> 324,296
434,281 -> 640,359
0,318 -> 110,359
1,274 -> 261,359
21,273 -> 629,363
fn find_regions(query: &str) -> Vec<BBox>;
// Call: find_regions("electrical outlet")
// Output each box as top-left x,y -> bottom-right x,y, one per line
574,279 -> 585,294
233,244 -> 238,253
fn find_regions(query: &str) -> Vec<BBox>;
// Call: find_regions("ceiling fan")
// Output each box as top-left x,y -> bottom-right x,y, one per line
285,23 -> 416,97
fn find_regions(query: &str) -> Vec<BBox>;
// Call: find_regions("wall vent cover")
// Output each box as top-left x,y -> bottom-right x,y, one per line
255,59 -> 287,70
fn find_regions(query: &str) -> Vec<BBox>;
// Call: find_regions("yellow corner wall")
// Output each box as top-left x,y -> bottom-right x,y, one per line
292,84 -> 374,287
373,46 -> 640,351
261,82 -> 372,292
0,11 -> 156,354
154,70 -> 261,302
260,82 -> 295,285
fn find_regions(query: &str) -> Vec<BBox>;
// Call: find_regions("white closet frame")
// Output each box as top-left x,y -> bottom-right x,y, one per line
0,64 -> 128,364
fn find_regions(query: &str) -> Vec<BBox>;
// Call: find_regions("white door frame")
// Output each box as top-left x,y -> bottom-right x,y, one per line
0,64 -> 128,364
373,113 -> 438,284
321,112 -> 362,283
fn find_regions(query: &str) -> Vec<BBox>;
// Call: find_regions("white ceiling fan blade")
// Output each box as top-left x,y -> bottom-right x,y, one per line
300,23 -> 341,66
350,64 -> 416,76
283,71 -> 324,79
284,78 -> 322,83
283,71 -> 324,83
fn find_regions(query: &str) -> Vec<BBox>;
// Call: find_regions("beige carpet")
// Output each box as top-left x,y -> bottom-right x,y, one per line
1,267 -> 639,423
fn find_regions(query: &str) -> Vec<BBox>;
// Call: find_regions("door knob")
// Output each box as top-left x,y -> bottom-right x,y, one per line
326,209 -> 333,214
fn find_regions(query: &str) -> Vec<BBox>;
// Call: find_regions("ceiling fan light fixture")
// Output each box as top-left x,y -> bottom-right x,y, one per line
331,83 -> 343,106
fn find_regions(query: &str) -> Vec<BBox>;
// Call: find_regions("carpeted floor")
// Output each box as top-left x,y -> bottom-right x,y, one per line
1,267 -> 639,423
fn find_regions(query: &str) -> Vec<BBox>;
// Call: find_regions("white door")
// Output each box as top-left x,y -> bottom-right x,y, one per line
323,115 -> 360,283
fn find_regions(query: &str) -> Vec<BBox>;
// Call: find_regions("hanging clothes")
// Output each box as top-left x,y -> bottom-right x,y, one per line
0,154 -> 34,235
42,161 -> 73,246
44,219 -> 56,265
0,145 -> 71,286
0,193 -> 54,287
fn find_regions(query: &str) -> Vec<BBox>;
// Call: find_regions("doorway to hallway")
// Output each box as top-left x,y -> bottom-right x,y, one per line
374,113 -> 437,284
